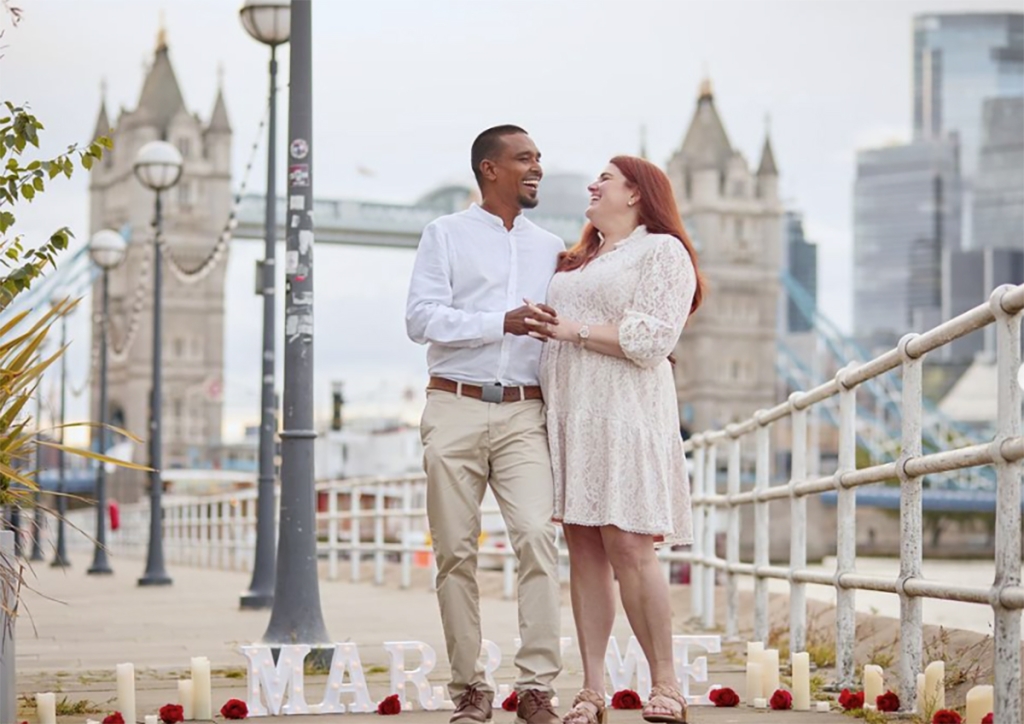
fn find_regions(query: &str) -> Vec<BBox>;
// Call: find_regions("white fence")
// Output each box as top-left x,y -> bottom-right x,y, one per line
66,283 -> 1023,721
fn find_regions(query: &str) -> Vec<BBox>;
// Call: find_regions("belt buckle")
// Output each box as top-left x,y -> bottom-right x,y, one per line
480,383 -> 504,403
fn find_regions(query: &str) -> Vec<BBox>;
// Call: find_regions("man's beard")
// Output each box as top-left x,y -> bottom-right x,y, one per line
518,193 -> 539,209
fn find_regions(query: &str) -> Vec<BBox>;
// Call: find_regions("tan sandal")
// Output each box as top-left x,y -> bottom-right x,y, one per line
642,685 -> 688,724
563,689 -> 608,724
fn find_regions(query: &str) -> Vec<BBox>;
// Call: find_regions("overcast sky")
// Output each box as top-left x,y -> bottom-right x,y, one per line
5,0 -> 1018,441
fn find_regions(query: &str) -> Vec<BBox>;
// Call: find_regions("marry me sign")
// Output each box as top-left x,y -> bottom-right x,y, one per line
240,635 -> 723,717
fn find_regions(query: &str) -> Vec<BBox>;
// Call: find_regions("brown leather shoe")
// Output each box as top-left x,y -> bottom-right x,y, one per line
517,689 -> 559,724
451,686 -> 493,724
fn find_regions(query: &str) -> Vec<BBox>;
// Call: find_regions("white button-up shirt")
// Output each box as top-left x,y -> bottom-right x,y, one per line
406,204 -> 566,386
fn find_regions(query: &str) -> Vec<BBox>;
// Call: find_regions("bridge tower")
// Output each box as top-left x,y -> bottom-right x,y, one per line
88,28 -> 232,471
666,78 -> 784,433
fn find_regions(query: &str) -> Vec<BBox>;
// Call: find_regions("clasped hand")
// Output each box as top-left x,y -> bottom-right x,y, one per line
521,299 -> 580,343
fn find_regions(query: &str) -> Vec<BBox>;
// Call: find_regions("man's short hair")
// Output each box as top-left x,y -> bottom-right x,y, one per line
471,125 -> 528,185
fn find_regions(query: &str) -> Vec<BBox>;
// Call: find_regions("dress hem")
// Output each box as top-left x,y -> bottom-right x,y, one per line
553,516 -> 693,546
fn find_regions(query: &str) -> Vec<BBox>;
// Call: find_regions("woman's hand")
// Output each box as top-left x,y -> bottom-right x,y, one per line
524,299 -> 580,343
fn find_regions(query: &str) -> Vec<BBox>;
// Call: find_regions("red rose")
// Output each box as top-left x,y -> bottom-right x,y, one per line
839,689 -> 864,710
611,690 -> 642,710
220,699 -> 249,720
982,714 -> 994,724
103,714 -> 125,724
769,689 -> 792,710
377,694 -> 402,716
932,711 -> 962,724
501,692 -> 518,712
159,704 -> 184,724
708,687 -> 739,707
876,691 -> 900,712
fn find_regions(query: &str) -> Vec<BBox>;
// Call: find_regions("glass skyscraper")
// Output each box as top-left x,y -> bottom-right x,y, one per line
853,139 -> 962,350
913,12 -> 1024,247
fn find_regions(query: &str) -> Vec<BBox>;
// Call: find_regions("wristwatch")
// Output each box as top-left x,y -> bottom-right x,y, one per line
577,324 -> 590,347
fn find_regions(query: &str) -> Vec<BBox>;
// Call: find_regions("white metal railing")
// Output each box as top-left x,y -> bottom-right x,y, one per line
64,283 -> 1023,720
682,283 -> 1022,722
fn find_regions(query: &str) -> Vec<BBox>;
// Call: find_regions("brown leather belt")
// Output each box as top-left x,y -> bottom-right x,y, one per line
428,376 -> 543,403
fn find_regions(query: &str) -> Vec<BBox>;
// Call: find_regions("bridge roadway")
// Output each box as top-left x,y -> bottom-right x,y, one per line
233,194 -> 586,248
15,552 -> 842,723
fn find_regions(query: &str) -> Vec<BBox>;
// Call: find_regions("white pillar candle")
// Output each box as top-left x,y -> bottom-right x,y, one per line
116,663 -> 136,724
863,664 -> 884,707
36,693 -> 56,724
191,656 -> 213,720
916,673 -> 926,713
924,660 -> 945,713
145,716 -> 159,724
745,661 -> 763,705
178,680 -> 194,720
865,703 -> 877,712
753,697 -> 767,709
760,649 -> 781,698
965,685 -> 993,724
791,652 -> 811,711
816,701 -> 831,712
746,641 -> 764,662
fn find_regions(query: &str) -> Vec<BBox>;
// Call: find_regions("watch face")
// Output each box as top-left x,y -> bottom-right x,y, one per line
579,326 -> 590,339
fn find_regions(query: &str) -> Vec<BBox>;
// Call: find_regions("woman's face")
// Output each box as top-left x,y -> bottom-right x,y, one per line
585,163 -> 635,226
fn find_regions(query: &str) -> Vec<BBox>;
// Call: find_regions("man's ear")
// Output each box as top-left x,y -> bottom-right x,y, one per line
479,159 -> 498,182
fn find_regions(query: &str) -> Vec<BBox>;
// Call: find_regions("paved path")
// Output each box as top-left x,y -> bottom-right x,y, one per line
12,552 -> 843,723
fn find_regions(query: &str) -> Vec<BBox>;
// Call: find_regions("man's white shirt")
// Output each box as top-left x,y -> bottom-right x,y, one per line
406,203 -> 566,386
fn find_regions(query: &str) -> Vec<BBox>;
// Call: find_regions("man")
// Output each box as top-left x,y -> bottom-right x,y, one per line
406,125 -> 564,724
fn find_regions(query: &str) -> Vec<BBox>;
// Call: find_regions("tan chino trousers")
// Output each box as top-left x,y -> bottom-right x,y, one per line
420,389 -> 562,699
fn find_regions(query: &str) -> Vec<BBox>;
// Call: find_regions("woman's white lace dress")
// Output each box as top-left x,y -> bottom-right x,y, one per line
540,226 -> 696,545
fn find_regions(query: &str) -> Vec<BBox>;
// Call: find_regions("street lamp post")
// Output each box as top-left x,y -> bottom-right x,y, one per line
29,379 -> 45,562
133,140 -> 182,587
50,289 -> 71,568
239,0 -> 291,611
262,0 -> 331,651
87,229 -> 127,576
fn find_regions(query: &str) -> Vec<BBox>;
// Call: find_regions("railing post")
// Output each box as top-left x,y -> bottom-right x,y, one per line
896,334 -> 923,713
204,502 -> 212,567
789,399 -> 808,656
328,484 -> 338,581
835,364 -> 857,689
689,440 -> 705,622
754,420 -> 770,643
400,481 -> 411,589
0,530 -> 15,724
725,432 -> 741,640
218,501 -> 227,569
350,487 -> 361,583
991,286 -> 1022,724
374,487 -> 385,585
702,444 -> 717,630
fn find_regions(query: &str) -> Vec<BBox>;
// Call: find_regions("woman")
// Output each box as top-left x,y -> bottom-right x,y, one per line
526,156 -> 704,724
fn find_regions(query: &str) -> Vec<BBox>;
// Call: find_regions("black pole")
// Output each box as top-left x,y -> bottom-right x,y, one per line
29,381 -> 45,562
263,0 -> 330,647
7,507 -> 21,558
50,313 -> 70,568
88,268 -> 114,575
242,44 -> 280,610
139,191 -> 172,586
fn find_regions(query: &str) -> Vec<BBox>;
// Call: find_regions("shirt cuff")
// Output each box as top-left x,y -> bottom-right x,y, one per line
480,311 -> 506,344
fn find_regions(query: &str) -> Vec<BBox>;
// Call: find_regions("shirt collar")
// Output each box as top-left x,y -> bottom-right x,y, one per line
469,203 -> 527,230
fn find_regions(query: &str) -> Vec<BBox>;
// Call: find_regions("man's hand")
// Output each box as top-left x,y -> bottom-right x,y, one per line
505,298 -> 558,337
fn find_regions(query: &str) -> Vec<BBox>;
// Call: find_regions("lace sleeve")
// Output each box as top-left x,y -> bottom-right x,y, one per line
619,237 -> 696,368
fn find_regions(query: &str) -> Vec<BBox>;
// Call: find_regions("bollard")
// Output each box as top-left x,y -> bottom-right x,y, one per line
0,530 -> 16,724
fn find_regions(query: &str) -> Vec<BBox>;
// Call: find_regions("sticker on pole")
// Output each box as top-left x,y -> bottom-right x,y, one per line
290,139 -> 309,160
289,164 -> 310,187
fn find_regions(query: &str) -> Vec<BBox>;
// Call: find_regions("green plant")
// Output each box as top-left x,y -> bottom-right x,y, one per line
55,696 -> 103,715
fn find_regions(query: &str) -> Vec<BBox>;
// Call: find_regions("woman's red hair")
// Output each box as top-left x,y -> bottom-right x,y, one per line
557,155 -> 705,314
